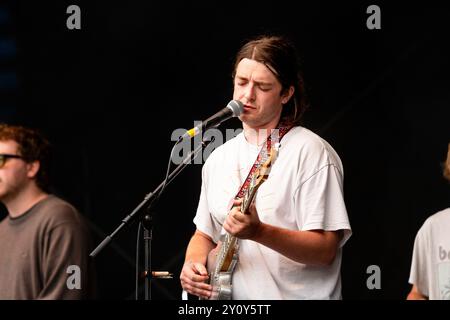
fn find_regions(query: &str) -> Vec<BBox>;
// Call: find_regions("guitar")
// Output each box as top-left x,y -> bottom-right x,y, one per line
204,146 -> 278,300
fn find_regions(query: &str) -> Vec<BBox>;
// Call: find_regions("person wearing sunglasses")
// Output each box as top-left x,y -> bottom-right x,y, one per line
0,123 -> 94,299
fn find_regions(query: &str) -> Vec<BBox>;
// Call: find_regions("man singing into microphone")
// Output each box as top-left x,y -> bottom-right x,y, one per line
180,35 -> 351,299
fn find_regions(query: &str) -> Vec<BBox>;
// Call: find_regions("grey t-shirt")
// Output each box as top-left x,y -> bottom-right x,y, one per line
409,208 -> 450,299
0,195 -> 95,299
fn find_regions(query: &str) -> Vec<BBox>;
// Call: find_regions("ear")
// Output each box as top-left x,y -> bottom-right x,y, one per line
26,161 -> 40,179
281,86 -> 295,104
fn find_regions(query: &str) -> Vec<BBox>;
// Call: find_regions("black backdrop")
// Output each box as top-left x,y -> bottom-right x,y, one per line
0,0 -> 449,300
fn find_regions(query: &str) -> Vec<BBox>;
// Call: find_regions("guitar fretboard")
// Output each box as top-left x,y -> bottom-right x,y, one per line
214,233 -> 235,274
214,176 -> 259,274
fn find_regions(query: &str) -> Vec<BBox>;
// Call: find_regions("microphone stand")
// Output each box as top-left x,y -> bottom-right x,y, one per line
90,135 -> 215,299
141,213 -> 153,300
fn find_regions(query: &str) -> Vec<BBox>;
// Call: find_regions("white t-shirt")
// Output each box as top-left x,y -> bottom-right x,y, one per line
409,208 -> 450,300
193,126 -> 352,299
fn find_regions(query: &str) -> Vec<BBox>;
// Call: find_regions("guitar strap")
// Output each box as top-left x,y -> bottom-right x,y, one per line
235,124 -> 293,200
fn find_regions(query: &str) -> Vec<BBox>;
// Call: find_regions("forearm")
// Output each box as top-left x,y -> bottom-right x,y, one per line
251,223 -> 340,266
407,292 -> 427,300
185,230 -> 216,265
407,285 -> 428,300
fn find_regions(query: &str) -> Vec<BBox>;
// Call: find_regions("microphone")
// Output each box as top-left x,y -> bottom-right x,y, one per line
179,100 -> 244,140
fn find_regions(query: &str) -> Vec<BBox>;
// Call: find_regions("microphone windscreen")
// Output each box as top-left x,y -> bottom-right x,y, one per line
227,100 -> 244,117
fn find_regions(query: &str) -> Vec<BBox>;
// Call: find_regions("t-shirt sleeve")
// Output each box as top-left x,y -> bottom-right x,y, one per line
38,217 -> 93,300
408,223 -> 430,297
295,164 -> 352,247
193,164 -> 222,244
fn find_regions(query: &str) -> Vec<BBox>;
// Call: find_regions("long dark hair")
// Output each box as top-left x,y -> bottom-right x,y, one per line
232,35 -> 309,126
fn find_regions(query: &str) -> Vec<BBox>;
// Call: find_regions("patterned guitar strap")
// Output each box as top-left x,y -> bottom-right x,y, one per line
235,124 -> 293,202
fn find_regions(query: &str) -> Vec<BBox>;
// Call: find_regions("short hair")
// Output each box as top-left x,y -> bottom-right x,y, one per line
444,143 -> 450,182
232,35 -> 309,126
0,123 -> 51,192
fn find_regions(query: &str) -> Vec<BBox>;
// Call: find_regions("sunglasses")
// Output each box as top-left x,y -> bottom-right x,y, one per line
0,154 -> 23,168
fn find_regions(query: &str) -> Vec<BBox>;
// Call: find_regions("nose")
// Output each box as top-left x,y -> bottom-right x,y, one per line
243,83 -> 256,102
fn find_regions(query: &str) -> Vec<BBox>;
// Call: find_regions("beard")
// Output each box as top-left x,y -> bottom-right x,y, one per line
0,178 -> 27,203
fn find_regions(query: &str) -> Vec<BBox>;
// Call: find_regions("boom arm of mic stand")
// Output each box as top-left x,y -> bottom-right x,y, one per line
90,136 -> 214,258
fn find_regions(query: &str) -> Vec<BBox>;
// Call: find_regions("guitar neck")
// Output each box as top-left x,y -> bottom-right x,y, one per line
214,232 -> 237,274
241,184 -> 261,214
214,184 -> 262,274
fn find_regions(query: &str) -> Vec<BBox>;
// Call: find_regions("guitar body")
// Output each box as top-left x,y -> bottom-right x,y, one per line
205,235 -> 239,300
